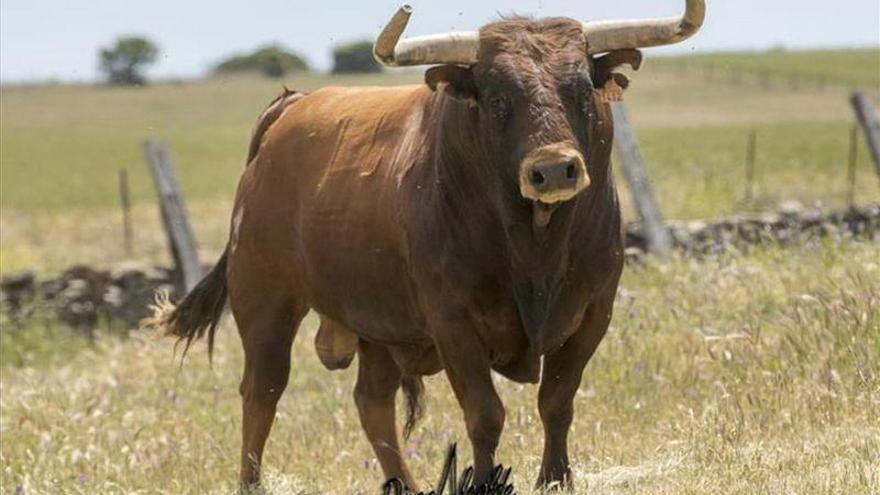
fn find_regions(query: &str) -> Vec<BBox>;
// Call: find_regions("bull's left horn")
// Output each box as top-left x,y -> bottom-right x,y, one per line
373,4 -> 479,67
581,0 -> 705,54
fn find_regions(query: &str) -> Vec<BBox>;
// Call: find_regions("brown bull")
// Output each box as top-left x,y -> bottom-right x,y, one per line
151,1 -> 704,490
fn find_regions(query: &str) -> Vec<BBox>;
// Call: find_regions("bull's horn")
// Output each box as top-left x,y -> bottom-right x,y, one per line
373,4 -> 479,67
582,0 -> 705,54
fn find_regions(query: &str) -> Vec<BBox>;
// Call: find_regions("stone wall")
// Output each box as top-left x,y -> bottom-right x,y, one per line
1,264 -> 179,334
1,203 -> 877,333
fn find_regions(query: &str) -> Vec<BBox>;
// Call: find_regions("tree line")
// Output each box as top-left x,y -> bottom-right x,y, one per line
99,36 -> 381,85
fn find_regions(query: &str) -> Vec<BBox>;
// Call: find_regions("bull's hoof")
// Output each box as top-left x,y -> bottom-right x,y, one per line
238,481 -> 267,495
536,468 -> 573,491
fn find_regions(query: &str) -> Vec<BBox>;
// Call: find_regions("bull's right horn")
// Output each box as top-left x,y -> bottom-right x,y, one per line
373,4 -> 479,67
582,0 -> 706,54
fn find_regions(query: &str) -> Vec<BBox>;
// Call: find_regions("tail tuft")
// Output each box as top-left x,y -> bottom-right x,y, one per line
141,247 -> 229,361
401,375 -> 425,440
142,289 -> 177,335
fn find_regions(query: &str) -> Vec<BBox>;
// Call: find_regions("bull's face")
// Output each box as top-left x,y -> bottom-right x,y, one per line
424,19 -> 641,207
436,19 -> 594,206
375,2 -> 704,206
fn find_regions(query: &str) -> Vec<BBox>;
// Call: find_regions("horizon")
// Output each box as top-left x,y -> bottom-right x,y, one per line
2,45 -> 877,88
1,0 -> 878,84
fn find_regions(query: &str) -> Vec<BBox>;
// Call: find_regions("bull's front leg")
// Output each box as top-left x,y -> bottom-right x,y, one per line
537,292 -> 615,489
433,320 -> 505,484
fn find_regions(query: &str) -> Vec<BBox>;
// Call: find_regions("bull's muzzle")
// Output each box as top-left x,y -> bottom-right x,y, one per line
519,143 -> 589,204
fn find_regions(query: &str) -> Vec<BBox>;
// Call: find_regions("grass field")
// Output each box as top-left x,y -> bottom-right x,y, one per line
652,48 -> 880,89
1,242 -> 877,494
1,48 -> 879,494
1,49 -> 878,274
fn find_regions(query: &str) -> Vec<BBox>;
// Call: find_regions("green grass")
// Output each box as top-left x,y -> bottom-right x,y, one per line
0,73 -> 423,212
1,50 -> 877,214
635,121 -> 873,218
651,48 -> 880,89
3,53 -> 879,274
1,242 -> 877,493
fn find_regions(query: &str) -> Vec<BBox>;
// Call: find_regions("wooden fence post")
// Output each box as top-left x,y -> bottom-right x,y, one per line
850,91 -> 880,184
611,102 -> 672,257
118,169 -> 133,257
745,129 -> 757,203
143,139 -> 203,292
847,125 -> 858,209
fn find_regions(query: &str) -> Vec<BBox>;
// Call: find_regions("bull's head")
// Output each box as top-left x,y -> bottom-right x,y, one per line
374,1 -> 704,209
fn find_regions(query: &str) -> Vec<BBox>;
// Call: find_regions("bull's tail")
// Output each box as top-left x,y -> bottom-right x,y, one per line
145,88 -> 305,361
401,375 -> 425,440
144,246 -> 229,361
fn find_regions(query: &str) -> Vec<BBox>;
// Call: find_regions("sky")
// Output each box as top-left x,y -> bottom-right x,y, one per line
1,0 -> 878,83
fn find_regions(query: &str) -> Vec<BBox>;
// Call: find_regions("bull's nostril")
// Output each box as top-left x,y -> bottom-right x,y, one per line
531,170 -> 546,186
566,163 -> 577,181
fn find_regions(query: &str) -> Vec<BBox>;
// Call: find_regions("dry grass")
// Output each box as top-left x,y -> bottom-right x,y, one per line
2,241 -> 877,494
0,201 -> 232,275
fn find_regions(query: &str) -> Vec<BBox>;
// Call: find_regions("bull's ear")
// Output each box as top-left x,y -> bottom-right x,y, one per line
592,49 -> 642,102
425,65 -> 478,101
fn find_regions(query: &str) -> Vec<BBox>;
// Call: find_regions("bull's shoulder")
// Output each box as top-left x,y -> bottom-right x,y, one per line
246,85 -> 429,167
264,84 -> 433,174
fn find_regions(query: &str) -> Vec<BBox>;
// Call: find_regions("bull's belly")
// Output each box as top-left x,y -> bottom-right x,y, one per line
298,208 -> 427,345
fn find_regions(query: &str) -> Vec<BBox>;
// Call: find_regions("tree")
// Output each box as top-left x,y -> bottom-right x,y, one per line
99,36 -> 159,85
332,40 -> 381,74
214,44 -> 309,78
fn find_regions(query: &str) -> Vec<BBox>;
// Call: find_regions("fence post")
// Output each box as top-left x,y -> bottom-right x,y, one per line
118,169 -> 133,257
611,102 -> 672,257
850,91 -> 880,184
846,125 -> 858,209
745,129 -> 757,203
143,139 -> 202,292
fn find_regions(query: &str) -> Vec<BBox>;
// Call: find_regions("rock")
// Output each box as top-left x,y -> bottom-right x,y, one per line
105,267 -> 166,328
624,223 -> 649,251
0,270 -> 37,316
779,200 -> 804,218
50,266 -> 110,334
624,246 -> 645,265
1,270 -> 36,292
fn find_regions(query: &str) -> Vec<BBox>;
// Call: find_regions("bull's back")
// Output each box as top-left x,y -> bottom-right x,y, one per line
232,85 -> 432,343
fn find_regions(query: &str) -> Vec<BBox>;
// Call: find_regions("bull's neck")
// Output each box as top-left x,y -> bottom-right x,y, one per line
424,91 -> 617,244
422,91 -> 620,346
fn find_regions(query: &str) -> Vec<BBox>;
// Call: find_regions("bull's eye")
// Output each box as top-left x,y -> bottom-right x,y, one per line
488,96 -> 510,121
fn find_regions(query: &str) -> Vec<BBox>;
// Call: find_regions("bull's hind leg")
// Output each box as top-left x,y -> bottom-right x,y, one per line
354,340 -> 417,488
229,281 -> 307,488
